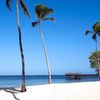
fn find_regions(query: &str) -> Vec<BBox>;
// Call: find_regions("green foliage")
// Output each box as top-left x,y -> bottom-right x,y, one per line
43,18 -> 55,21
88,51 -> 100,69
32,4 -> 54,27
93,22 -> 100,32
6,0 -> 11,10
20,0 -> 30,17
85,22 -> 100,41
32,21 -> 39,27
6,0 -> 30,17
35,4 -> 54,19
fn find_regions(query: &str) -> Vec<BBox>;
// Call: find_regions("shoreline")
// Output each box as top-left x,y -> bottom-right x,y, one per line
0,81 -> 100,100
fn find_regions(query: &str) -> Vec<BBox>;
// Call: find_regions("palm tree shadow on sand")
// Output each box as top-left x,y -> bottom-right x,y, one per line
0,87 -> 21,100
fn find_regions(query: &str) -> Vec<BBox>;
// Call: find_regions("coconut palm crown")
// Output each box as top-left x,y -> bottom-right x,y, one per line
85,22 -> 100,41
32,4 -> 55,26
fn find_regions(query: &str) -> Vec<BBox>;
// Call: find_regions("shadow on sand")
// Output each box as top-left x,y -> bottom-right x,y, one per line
0,87 -> 21,100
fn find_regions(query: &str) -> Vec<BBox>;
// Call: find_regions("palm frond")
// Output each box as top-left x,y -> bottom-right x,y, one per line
35,4 -> 54,19
85,30 -> 91,35
32,21 -> 39,27
93,22 -> 100,32
42,8 -> 54,18
93,23 -> 97,32
6,0 -> 11,10
92,33 -> 97,41
20,0 -> 30,17
43,18 -> 55,21
35,4 -> 46,18
98,33 -> 100,36
35,5 -> 41,18
46,9 -> 54,14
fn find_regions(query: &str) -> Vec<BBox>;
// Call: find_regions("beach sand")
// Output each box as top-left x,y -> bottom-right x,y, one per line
0,81 -> 100,100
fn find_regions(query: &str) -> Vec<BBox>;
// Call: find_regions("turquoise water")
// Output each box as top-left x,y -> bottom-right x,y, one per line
0,75 -> 99,87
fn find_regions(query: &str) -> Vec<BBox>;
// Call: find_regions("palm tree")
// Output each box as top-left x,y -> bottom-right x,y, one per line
32,4 -> 55,84
85,22 -> 100,76
6,0 -> 30,92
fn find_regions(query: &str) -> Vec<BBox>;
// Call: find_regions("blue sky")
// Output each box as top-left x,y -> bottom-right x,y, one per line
0,0 -> 100,75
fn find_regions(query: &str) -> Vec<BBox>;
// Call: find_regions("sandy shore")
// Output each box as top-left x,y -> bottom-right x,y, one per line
0,81 -> 100,100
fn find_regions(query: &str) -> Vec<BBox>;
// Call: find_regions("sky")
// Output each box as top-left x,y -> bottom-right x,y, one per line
0,0 -> 100,75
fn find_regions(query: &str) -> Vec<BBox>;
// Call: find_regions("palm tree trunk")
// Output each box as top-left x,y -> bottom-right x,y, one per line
39,20 -> 52,84
95,38 -> 100,76
16,0 -> 26,92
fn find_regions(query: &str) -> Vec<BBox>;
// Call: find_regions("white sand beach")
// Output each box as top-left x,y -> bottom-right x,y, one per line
0,81 -> 100,100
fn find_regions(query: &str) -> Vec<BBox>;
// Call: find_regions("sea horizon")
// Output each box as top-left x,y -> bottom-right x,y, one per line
0,75 -> 99,88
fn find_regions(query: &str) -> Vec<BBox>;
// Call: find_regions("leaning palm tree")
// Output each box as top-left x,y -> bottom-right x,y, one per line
6,0 -> 30,92
85,22 -> 100,76
32,4 -> 55,84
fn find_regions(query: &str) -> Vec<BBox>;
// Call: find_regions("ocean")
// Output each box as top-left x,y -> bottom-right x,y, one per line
0,75 -> 99,87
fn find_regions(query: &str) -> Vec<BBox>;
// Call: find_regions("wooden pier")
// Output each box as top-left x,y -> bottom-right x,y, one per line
65,73 -> 99,80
